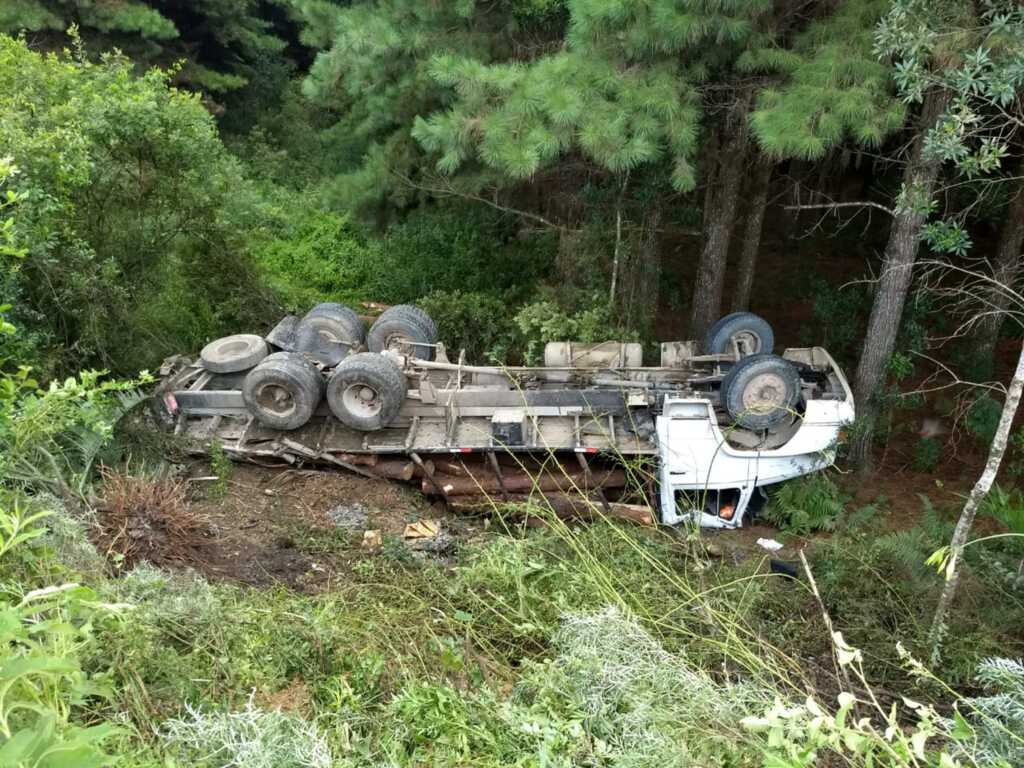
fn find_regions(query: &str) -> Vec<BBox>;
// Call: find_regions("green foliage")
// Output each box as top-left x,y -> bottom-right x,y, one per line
980,484 -> 1024,534
0,370 -> 150,501
0,0 -> 288,95
255,210 -> 380,312
162,699 -> 333,768
751,0 -> 906,159
295,0 -> 540,213
0,502 -> 119,766
966,394 -> 1004,445
417,291 -> 517,364
744,675 -> 958,767
514,296 -> 630,365
913,436 -> 943,472
808,494 -> 1024,685
208,440 -> 232,499
964,657 -> 1024,766
256,205 -> 552,313
763,475 -> 846,535
0,36 -> 274,375
411,1 -> 788,191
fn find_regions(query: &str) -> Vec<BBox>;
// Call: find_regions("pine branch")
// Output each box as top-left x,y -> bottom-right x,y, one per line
783,201 -> 895,216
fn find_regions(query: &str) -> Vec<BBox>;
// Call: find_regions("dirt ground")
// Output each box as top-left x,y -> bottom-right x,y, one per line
180,462 -> 472,591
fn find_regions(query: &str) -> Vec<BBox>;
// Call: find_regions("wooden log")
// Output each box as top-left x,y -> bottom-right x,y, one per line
450,493 -> 654,526
367,460 -> 417,482
335,453 -> 379,467
423,468 -> 626,496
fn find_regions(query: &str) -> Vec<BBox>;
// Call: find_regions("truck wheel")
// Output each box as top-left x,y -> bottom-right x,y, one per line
705,312 -> 774,356
326,352 -> 407,431
242,352 -> 323,430
294,303 -> 366,367
367,305 -> 437,360
200,334 -> 269,373
722,353 -> 800,430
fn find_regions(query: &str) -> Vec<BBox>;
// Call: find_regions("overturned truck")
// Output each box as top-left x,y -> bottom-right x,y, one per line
158,304 -> 854,528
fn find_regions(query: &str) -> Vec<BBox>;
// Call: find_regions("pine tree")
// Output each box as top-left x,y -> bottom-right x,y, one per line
973,175 -> 1024,373
0,0 -> 288,95
731,154 -> 773,312
294,0 -> 560,214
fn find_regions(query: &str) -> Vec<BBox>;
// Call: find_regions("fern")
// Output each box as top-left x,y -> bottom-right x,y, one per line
763,475 -> 845,534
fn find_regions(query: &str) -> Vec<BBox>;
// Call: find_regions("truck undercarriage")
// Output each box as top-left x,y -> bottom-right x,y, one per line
158,306 -> 855,528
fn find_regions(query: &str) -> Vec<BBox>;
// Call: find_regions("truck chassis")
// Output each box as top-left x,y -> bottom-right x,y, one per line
159,313 -> 854,528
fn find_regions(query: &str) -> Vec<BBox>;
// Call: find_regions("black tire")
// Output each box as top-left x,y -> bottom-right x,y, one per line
294,303 -> 366,367
326,352 -> 408,431
367,304 -> 437,360
200,334 -> 268,373
705,312 -> 774,356
721,353 -> 801,430
301,303 -> 365,343
242,351 -> 323,430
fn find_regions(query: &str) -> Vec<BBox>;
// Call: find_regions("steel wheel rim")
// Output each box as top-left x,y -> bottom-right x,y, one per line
342,382 -> 382,418
384,332 -> 417,354
731,330 -> 762,355
257,383 -> 296,417
741,372 -> 788,414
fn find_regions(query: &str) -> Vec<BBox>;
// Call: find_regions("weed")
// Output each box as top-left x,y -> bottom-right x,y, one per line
914,436 -> 943,472
209,440 -> 232,499
94,469 -> 207,570
763,474 -> 846,534
963,657 -> 1024,765
162,697 -> 334,768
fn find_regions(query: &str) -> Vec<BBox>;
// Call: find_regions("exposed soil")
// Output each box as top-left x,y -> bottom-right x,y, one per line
179,462 -> 474,591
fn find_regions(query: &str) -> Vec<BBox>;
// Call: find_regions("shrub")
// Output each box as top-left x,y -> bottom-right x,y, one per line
254,205 -> 553,315
0,500 -> 119,764
162,699 -> 334,768
966,394 -> 1003,446
914,436 -> 943,472
762,474 -> 846,534
418,290 -> 518,363
94,470 -> 207,570
254,209 -> 381,312
0,370 -> 150,501
378,207 -> 552,304
0,36 -> 274,375
963,657 -> 1024,766
514,296 -> 631,364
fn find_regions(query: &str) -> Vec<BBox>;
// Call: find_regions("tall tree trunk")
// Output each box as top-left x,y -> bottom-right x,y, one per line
848,90 -> 950,470
622,207 -> 662,333
732,157 -> 774,313
974,181 -> 1024,371
929,337 -> 1024,662
690,92 -> 751,341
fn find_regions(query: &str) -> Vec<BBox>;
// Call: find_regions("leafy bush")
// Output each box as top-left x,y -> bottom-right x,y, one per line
255,205 -> 553,315
0,36 -> 274,375
0,370 -> 150,501
966,394 -> 1003,446
514,296 -> 631,364
418,290 -> 518,363
254,210 -> 381,312
0,502 -> 119,765
763,475 -> 846,534
914,436 -> 943,472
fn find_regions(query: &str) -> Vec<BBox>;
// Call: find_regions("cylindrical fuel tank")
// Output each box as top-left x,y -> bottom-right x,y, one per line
543,341 -> 643,368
